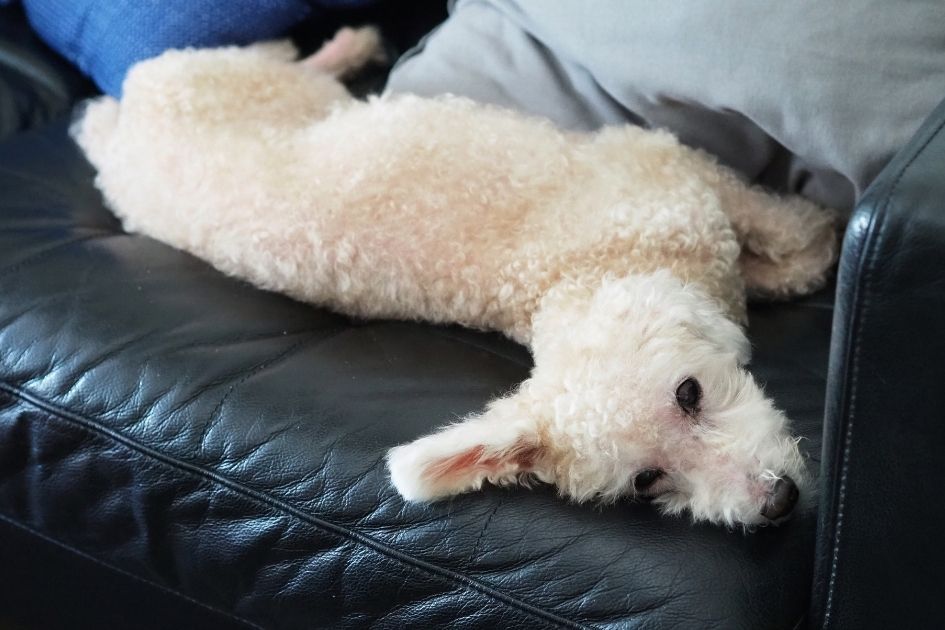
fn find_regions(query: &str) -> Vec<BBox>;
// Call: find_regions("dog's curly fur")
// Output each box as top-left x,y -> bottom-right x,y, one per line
73,38 -> 838,527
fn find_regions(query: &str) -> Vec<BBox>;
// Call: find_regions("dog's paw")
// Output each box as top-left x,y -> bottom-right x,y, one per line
740,203 -> 842,299
302,26 -> 387,79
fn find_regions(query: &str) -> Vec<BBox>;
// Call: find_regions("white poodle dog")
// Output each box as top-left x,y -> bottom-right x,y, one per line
73,29 -> 837,528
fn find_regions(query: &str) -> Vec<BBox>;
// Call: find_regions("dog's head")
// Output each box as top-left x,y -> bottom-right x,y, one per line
387,272 -> 807,527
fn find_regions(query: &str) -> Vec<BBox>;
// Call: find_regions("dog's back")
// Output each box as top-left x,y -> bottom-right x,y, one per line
74,45 -> 745,341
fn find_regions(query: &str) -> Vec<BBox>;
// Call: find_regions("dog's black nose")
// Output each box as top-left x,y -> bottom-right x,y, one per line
761,476 -> 799,521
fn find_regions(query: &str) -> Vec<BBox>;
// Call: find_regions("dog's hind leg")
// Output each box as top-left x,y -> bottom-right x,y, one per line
110,44 -> 353,133
71,45 -> 356,309
71,96 -> 120,172
717,179 -> 841,299
301,26 -> 387,80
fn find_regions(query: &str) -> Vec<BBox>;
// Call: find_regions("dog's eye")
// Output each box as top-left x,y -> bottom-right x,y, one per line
633,468 -> 664,492
675,377 -> 701,414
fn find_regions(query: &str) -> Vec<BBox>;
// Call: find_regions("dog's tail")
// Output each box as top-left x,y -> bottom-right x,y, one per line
71,96 -> 120,171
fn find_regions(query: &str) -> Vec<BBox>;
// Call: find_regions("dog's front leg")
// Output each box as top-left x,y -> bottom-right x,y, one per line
715,177 -> 840,298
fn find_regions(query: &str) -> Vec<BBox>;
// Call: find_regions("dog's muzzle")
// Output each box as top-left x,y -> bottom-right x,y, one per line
760,476 -> 799,522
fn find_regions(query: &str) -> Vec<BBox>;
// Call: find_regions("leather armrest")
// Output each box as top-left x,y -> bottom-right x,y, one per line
811,96 -> 945,629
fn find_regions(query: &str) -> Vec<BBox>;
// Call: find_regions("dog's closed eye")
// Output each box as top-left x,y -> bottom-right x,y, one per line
633,468 -> 664,493
675,377 -> 701,415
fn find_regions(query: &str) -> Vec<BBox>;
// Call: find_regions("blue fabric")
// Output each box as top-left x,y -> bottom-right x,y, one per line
17,0 -> 375,96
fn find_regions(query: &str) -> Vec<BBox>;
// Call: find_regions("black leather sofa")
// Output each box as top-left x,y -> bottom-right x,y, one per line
1,6 -> 943,629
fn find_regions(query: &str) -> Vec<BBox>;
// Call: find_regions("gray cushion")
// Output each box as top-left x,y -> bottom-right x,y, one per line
387,0 -> 945,212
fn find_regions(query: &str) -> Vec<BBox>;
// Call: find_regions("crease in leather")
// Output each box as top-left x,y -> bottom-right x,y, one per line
154,329 -> 318,421
0,160 -> 99,196
819,107 -> 945,629
195,332 -> 326,452
0,380 -> 587,630
0,228 -> 114,281
467,496 -> 504,564
0,44 -> 69,102
0,510 -> 262,630
423,326 -> 532,368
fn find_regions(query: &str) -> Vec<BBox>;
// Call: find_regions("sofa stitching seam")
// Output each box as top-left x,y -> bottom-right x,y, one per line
820,112 -> 945,628
0,382 -> 583,629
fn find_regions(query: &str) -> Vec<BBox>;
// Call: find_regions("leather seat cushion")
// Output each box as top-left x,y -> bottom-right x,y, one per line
0,5 -> 94,139
0,118 -> 833,629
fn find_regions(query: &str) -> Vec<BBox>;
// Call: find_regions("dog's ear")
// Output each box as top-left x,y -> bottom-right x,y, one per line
386,388 -> 548,502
